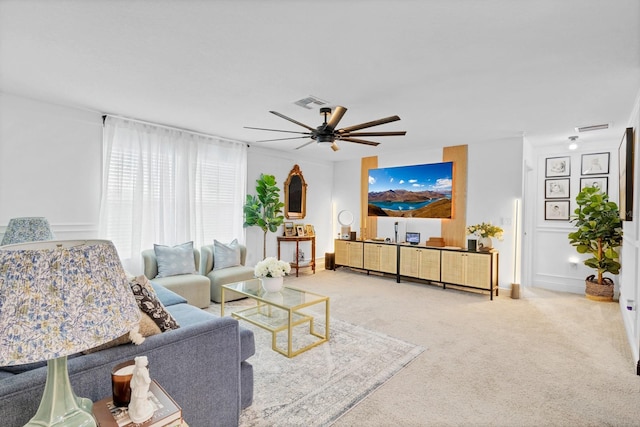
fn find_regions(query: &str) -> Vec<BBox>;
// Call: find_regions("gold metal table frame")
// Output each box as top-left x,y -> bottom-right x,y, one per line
221,279 -> 330,358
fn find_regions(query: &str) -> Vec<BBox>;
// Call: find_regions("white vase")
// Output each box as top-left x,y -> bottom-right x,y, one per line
478,237 -> 493,251
261,276 -> 284,292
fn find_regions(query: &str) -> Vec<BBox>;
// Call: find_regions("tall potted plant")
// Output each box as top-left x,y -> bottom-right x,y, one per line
243,173 -> 285,259
568,186 -> 623,301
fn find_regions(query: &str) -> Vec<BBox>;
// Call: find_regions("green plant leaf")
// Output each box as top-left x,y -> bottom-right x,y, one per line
568,187 -> 623,279
243,174 -> 285,258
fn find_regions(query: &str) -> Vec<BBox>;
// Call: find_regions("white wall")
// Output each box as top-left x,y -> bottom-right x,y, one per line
332,138 -> 523,290
246,146 -> 334,267
619,89 -> 640,363
468,138 -> 523,289
0,92 -> 103,240
0,94 -> 336,273
528,138 -> 621,294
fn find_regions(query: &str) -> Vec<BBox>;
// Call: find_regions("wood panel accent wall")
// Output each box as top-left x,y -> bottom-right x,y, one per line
441,145 -> 468,247
360,156 -> 378,240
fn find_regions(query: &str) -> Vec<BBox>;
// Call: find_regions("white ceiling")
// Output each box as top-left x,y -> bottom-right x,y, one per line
1,0 -> 639,161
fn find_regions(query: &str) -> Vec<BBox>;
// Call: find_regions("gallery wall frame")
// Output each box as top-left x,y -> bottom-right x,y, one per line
545,156 -> 571,177
618,127 -> 635,221
545,200 -> 570,221
580,176 -> 608,195
581,152 -> 610,175
545,178 -> 570,199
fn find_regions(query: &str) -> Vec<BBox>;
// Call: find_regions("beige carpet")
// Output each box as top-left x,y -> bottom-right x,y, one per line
207,296 -> 424,426
258,268 -> 640,426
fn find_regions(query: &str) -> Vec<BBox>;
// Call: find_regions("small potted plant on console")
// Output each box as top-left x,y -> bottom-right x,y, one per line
466,222 -> 504,251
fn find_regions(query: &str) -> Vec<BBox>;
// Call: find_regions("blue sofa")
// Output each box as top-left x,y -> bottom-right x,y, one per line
0,284 -> 255,427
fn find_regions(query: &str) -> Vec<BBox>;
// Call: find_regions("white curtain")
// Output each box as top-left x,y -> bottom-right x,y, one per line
99,116 -> 247,274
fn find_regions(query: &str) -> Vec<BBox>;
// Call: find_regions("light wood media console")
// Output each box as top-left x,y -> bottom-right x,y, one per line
334,239 -> 499,300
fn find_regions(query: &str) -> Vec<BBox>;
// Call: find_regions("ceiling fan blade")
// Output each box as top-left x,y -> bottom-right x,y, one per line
331,142 -> 340,152
340,137 -> 381,146
270,111 -> 315,132
343,131 -> 407,137
295,140 -> 315,150
337,115 -> 401,133
325,106 -> 347,130
256,136 -> 313,143
244,126 -> 311,135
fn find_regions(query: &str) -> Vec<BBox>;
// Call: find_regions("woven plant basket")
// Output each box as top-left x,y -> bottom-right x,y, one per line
585,275 -> 614,302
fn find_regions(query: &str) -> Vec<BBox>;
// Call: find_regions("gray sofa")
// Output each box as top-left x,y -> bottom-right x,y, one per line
142,248 -> 212,308
201,243 -> 256,303
0,283 -> 255,427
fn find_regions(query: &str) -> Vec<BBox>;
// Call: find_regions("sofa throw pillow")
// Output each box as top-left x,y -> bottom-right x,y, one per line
213,238 -> 241,270
82,312 -> 161,354
130,275 -> 180,332
154,241 -> 197,278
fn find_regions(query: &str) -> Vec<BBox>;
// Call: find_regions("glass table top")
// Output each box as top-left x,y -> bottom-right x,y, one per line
222,278 -> 327,309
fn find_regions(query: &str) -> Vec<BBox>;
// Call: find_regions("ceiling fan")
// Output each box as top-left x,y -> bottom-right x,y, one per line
245,106 -> 406,151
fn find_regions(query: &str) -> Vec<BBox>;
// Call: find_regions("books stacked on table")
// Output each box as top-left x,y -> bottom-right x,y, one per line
93,380 -> 182,427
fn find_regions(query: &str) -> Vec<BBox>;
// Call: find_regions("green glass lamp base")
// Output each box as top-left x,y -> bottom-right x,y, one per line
25,356 -> 96,427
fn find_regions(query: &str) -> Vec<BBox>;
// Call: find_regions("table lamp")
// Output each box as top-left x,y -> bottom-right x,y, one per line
1,216 -> 55,245
0,240 -> 141,426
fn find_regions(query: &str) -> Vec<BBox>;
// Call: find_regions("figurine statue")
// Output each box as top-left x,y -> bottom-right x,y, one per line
128,356 -> 154,423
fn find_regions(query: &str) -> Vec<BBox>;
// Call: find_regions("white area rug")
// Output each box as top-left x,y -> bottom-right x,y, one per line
206,302 -> 424,426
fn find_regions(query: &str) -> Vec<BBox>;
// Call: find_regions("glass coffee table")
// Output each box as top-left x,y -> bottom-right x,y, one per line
221,279 -> 330,358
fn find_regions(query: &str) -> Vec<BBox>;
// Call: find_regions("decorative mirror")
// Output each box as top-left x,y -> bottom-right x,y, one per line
338,210 -> 354,239
284,164 -> 307,219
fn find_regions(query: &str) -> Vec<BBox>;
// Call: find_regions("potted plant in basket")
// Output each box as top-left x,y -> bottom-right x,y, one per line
243,174 -> 285,259
568,186 -> 623,301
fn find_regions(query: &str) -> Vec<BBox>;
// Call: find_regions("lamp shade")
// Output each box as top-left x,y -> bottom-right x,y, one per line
1,216 -> 54,245
0,239 -> 140,365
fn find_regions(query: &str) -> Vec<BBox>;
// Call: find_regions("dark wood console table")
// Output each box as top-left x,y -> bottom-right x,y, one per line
277,235 -> 316,277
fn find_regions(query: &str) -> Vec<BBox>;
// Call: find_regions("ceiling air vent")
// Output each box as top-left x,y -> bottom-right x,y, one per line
294,95 -> 328,109
575,123 -> 610,133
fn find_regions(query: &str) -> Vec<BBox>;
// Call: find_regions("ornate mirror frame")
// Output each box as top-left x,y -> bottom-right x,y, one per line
284,164 -> 307,220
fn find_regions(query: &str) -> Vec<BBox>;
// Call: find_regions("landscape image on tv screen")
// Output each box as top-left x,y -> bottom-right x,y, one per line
368,161 -> 453,218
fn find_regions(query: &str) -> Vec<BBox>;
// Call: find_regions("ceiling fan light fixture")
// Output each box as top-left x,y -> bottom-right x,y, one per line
246,105 -> 405,152
317,133 -> 334,145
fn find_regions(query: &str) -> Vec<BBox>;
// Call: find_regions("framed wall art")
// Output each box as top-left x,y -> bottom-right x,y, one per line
545,178 -> 570,199
618,127 -> 635,221
304,224 -> 314,236
284,222 -> 295,237
581,152 -> 610,175
580,177 -> 608,195
545,156 -> 571,177
545,200 -> 570,221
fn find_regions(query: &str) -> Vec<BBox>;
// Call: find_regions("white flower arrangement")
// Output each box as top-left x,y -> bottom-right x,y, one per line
254,257 -> 291,278
466,222 -> 504,240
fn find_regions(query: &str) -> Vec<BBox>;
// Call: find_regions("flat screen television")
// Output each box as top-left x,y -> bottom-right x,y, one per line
406,232 -> 420,245
368,161 -> 453,218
